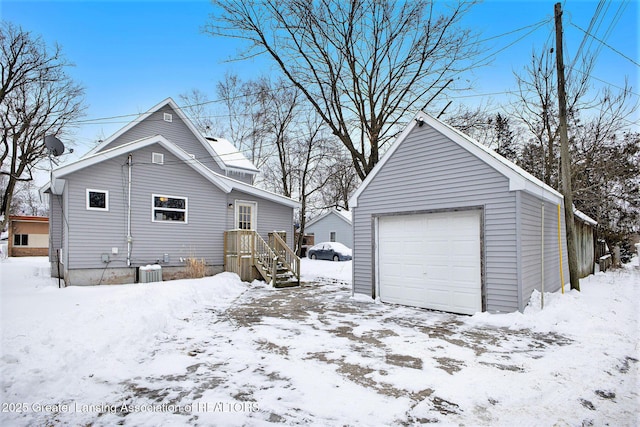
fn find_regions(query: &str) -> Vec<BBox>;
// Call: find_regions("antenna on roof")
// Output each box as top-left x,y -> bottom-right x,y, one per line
44,135 -> 65,157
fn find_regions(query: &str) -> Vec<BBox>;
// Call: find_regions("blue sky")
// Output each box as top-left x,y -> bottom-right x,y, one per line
2,0 -> 638,159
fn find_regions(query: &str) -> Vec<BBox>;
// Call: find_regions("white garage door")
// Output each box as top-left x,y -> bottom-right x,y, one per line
378,210 -> 482,315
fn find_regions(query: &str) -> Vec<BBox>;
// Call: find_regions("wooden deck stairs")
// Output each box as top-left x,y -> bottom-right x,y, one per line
223,230 -> 300,288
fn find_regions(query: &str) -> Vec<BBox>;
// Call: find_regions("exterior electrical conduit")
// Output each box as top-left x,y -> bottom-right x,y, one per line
558,204 -> 565,294
127,153 -> 132,267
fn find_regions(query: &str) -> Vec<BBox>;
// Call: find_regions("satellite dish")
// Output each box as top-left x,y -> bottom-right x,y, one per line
44,135 -> 65,157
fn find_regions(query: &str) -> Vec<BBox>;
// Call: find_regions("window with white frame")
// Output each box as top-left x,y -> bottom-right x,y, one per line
235,201 -> 256,230
152,152 -> 164,165
330,231 -> 336,242
86,189 -> 109,211
163,112 -> 172,122
152,195 -> 187,222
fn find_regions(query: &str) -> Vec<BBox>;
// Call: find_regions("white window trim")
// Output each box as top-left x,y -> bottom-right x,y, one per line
163,112 -> 172,123
235,200 -> 257,230
86,189 -> 109,211
152,152 -> 164,165
152,194 -> 188,223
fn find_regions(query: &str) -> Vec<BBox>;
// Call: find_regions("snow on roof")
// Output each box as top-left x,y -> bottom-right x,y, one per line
204,137 -> 259,173
336,209 -> 352,222
574,208 -> 597,225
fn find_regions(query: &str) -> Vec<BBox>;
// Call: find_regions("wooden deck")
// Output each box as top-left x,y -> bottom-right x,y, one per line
223,230 -> 300,287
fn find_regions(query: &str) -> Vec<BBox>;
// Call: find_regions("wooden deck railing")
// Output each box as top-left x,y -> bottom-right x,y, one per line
224,229 -> 280,284
271,231 -> 300,283
254,231 -> 279,283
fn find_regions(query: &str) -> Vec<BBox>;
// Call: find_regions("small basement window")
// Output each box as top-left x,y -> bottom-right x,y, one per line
152,152 -> 164,165
86,189 -> 109,211
152,194 -> 187,223
13,234 -> 28,246
163,113 -> 172,123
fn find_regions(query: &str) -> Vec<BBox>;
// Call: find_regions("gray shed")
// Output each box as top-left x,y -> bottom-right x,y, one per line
350,112 -> 570,314
305,209 -> 353,248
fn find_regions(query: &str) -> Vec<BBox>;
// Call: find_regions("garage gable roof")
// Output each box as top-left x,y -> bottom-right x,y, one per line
350,111 -> 563,207
51,135 -> 299,208
306,209 -> 352,228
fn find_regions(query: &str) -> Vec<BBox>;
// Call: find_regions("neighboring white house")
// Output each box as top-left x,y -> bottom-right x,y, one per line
305,209 -> 353,248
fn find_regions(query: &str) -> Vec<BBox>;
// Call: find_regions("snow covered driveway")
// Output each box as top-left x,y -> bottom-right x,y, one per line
1,258 -> 638,426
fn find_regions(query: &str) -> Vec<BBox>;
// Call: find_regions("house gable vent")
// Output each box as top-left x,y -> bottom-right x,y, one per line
163,113 -> 172,123
152,152 -> 164,165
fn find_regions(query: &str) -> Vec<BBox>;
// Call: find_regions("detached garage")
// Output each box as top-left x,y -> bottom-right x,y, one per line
350,112 -> 569,314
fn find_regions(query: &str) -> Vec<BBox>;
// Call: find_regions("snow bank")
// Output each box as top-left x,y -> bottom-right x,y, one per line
300,258 -> 352,283
0,257 -> 247,420
1,256 -> 638,426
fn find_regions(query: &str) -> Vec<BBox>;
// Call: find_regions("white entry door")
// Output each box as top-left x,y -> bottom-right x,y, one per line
377,210 -> 482,315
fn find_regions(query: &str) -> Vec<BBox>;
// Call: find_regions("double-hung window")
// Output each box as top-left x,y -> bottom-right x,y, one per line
152,195 -> 187,223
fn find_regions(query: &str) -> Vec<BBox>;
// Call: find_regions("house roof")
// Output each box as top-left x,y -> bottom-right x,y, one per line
50,135 -> 299,208
8,215 -> 49,223
204,137 -> 259,173
306,209 -> 352,228
350,111 -> 564,207
83,98 -> 258,176
574,208 -> 597,226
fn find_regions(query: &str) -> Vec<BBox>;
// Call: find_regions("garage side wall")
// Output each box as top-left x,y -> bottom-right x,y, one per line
353,124 -> 519,312
519,192 -> 570,310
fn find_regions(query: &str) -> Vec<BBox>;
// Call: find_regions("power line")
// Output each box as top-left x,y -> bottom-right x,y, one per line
570,21 -> 639,68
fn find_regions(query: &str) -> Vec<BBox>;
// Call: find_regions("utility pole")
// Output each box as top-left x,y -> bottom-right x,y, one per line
554,2 -> 580,291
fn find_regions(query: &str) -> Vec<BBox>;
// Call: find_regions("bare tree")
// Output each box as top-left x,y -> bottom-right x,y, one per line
215,73 -> 272,171
570,88 -> 639,257
208,0 -> 480,180
178,89 -> 215,134
0,22 -> 85,229
444,104 -> 494,147
513,38 -> 638,265
513,46 -> 595,188
294,120 -> 334,255
446,106 -> 522,162
321,149 -> 359,211
256,78 -> 301,197
6,179 -> 47,216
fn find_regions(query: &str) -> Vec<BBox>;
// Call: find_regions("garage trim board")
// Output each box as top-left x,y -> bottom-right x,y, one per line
374,208 -> 483,315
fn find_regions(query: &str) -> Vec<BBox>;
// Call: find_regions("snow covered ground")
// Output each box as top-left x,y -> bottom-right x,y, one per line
0,256 -> 638,426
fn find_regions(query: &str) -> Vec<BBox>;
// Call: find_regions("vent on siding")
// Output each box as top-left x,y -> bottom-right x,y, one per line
152,152 -> 164,165
163,113 -> 172,123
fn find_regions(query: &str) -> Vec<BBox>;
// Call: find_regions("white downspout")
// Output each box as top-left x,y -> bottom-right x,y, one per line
127,154 -> 132,267
541,201 -> 545,309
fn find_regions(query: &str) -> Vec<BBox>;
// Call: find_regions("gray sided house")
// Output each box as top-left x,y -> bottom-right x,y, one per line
46,98 -> 298,285
350,112 -> 572,315
306,209 -> 353,248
